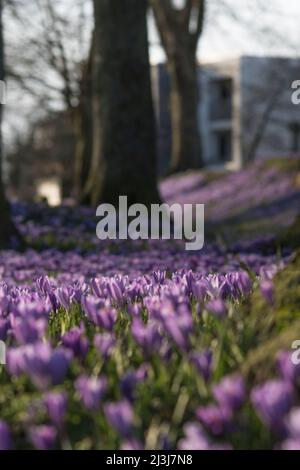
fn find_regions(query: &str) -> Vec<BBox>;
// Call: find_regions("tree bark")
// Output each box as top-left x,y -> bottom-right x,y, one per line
73,33 -> 94,202
0,0 -> 21,248
85,0 -> 160,207
244,81 -> 285,164
150,0 -> 205,174
169,57 -> 201,172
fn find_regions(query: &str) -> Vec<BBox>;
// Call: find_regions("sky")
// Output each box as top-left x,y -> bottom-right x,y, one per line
4,0 -> 300,147
149,0 -> 300,64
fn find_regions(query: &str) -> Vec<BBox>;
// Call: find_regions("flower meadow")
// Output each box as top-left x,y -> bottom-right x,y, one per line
0,159 -> 300,450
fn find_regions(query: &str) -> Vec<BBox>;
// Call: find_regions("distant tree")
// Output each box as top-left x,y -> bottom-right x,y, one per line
5,0 -> 93,200
0,0 -> 20,247
241,59 -> 297,163
84,0 -> 160,206
74,33 -> 94,202
149,0 -> 205,173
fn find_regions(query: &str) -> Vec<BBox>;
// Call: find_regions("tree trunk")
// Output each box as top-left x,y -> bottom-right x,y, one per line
73,33 -> 94,202
245,82 -> 284,164
168,58 -> 201,173
0,189 -> 17,248
150,0 -> 205,174
85,0 -> 160,207
0,0 -> 21,248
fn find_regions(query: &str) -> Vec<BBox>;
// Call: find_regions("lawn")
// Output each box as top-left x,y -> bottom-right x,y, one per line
0,158 -> 299,450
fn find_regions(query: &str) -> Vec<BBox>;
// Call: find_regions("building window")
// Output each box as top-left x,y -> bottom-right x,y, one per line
210,78 -> 233,121
219,79 -> 232,101
215,130 -> 232,163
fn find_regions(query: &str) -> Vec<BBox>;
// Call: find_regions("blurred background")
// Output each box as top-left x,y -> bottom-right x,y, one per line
1,2 -> 300,452
0,0 -> 300,246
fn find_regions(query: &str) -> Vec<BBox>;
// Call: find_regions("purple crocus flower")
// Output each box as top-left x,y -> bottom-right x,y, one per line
236,271 -> 252,296
121,439 -> 143,450
285,408 -> 300,438
104,400 -> 134,438
162,305 -> 193,352
207,276 -> 227,299
6,346 -> 26,376
219,280 -> 232,300
0,421 -> 12,450
81,295 -> 105,322
95,306 -> 117,331
280,438 -> 300,450
131,319 -> 162,356
56,286 -> 73,310
14,299 -> 51,320
213,375 -> 245,411
206,299 -> 227,318
152,270 -> 166,286
260,280 -> 275,305
0,318 -> 10,341
82,296 -> 117,331
91,278 -> 105,298
128,303 -> 142,317
22,343 -> 72,390
43,392 -> 68,428
48,291 -> 60,312
192,279 -> 209,302
183,270 -> 195,295
36,276 -> 52,296
251,380 -> 294,435
277,351 -> 300,384
62,326 -> 89,360
75,375 -> 107,411
29,425 -> 57,450
120,365 -> 148,401
107,279 -> 124,305
178,423 -> 210,450
94,333 -> 115,359
0,290 -> 9,315
196,405 -> 232,436
71,281 -> 87,303
189,350 -> 213,383
13,317 -> 47,345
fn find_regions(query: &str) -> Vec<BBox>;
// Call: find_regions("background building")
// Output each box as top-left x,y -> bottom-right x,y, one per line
153,56 -> 300,173
7,112 -> 75,204
8,56 -> 300,203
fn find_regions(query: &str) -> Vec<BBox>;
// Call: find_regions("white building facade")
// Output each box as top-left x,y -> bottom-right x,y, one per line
152,56 -> 300,173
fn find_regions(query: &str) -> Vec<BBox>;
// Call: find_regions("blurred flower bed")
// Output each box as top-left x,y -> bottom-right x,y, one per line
0,158 -> 299,450
160,158 -> 300,240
